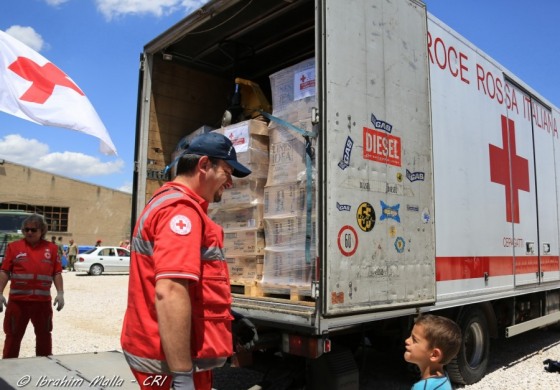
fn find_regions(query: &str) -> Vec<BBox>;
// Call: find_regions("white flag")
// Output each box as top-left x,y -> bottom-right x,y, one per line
0,30 -> 117,155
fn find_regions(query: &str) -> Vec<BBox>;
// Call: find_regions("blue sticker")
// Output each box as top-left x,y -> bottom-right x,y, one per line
336,202 -> 351,211
422,208 -> 430,223
406,169 -> 425,182
338,136 -> 354,170
370,113 -> 393,133
394,237 -> 405,253
380,201 -> 400,223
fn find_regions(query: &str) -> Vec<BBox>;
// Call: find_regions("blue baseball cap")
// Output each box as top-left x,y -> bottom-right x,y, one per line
186,132 -> 251,178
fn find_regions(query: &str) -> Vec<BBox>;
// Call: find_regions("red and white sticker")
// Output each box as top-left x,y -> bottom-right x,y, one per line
337,225 -> 358,257
170,215 -> 192,235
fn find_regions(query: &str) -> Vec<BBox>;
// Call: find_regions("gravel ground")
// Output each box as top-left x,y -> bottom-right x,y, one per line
0,271 -> 127,358
1,272 -> 560,389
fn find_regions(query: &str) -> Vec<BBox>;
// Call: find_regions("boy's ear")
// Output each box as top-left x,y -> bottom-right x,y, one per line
430,347 -> 443,363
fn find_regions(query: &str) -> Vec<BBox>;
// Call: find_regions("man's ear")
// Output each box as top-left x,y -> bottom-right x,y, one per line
198,155 -> 211,171
430,347 -> 443,363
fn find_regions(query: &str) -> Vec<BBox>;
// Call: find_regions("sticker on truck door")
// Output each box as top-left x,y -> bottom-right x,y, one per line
337,225 -> 358,257
363,127 -> 401,167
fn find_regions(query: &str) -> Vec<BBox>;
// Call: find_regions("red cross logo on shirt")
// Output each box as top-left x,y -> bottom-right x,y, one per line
489,115 -> 530,223
8,57 -> 84,104
175,219 -> 187,230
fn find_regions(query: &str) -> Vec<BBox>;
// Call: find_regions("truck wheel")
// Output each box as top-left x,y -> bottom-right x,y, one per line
447,306 -> 490,385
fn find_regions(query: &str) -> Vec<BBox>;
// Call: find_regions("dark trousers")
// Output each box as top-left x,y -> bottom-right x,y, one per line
3,300 -> 53,358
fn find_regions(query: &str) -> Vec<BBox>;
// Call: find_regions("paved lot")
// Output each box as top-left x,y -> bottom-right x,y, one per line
1,272 -> 559,389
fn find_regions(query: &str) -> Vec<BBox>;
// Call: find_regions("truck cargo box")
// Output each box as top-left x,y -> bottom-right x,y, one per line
134,0 -> 433,334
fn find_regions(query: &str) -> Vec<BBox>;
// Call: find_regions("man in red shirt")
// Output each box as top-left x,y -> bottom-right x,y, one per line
0,214 -> 64,358
121,132 -> 252,390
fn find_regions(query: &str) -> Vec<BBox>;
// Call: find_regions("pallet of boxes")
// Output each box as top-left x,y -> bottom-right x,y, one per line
261,58 -> 317,301
209,119 -> 269,296
211,58 -> 317,301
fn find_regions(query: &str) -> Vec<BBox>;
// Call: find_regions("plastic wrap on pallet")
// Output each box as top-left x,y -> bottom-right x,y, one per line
263,182 -> 315,217
269,57 -> 316,121
223,228 -> 265,257
209,204 -> 264,230
214,119 -> 269,178
216,178 -> 267,208
226,255 -> 263,283
266,118 -> 316,187
264,214 -> 316,248
261,246 -> 315,287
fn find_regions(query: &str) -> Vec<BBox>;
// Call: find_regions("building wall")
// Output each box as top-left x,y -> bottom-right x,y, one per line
0,161 -> 132,247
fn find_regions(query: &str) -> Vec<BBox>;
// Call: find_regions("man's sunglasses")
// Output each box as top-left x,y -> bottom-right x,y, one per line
23,228 -> 39,233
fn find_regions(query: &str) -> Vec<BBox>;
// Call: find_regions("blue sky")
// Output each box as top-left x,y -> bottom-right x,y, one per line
0,0 -> 558,193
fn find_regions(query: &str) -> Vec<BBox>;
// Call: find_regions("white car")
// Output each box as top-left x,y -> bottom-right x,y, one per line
74,246 -> 130,275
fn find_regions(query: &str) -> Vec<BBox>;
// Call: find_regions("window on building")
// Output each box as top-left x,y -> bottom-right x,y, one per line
0,203 -> 69,232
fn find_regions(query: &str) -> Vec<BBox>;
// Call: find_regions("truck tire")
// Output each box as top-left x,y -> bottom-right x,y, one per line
447,306 -> 490,385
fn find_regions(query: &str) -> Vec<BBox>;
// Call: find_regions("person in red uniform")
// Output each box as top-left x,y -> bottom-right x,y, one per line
121,132 -> 254,390
0,214 -> 64,358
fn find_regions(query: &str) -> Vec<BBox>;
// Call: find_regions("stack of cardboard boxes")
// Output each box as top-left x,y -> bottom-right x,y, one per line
261,58 -> 317,289
209,119 -> 269,285
206,58 -> 317,292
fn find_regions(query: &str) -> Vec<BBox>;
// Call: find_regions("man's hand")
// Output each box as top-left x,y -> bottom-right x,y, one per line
171,370 -> 195,390
232,311 -> 258,350
53,291 -> 65,311
0,295 -> 6,312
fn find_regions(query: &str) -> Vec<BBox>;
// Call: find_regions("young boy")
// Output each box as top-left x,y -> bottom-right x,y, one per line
404,314 -> 462,390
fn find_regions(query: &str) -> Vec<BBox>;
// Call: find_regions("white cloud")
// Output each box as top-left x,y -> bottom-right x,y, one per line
118,181 -> 133,193
0,134 -> 124,178
45,0 -> 70,5
5,26 -> 45,52
95,0 -> 208,20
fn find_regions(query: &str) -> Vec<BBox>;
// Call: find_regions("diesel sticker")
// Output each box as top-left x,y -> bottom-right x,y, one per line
363,127 -> 401,167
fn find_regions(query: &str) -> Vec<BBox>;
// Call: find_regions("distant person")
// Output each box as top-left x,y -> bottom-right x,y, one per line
95,239 -> 102,247
0,214 -> 64,358
56,236 -> 65,266
67,239 -> 78,272
404,314 -> 461,390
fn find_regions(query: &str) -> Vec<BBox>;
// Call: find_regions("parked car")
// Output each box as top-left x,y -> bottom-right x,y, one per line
74,246 -> 130,275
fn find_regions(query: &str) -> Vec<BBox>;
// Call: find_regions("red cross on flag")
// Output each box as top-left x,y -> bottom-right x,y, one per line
0,30 -> 117,155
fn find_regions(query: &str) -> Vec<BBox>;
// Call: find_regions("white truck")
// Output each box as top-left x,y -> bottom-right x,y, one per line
132,0 -> 560,387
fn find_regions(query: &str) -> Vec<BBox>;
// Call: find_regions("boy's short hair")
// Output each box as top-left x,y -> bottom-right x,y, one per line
415,314 -> 462,365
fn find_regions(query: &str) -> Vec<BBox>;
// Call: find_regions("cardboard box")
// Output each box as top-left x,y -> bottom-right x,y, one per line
264,214 -> 316,247
223,228 -> 265,256
215,119 -> 269,179
209,204 -> 264,230
269,57 -> 316,121
227,255 -> 263,283
261,247 -> 314,287
218,178 -> 267,207
266,118 -> 316,186
263,182 -> 315,217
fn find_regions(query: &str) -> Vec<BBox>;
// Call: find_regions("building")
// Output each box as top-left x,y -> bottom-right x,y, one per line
0,160 -> 132,246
